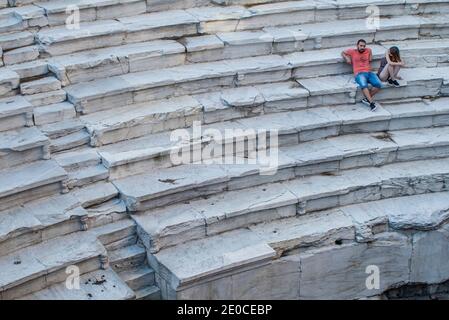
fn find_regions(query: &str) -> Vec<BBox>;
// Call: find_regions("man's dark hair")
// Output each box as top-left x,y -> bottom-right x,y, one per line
357,39 -> 367,45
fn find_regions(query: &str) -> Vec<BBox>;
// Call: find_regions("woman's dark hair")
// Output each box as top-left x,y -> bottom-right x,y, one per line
389,46 -> 401,62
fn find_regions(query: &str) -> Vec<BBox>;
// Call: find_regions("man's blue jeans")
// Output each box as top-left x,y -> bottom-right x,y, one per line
355,72 -> 382,89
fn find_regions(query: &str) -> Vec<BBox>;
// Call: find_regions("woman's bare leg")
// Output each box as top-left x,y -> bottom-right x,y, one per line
380,64 -> 402,81
379,64 -> 390,82
391,65 -> 401,80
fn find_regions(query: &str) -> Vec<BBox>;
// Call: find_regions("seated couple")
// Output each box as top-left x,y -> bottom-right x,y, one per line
342,39 -> 405,111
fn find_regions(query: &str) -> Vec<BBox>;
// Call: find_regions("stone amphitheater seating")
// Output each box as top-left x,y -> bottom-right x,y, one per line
1,0 -> 449,300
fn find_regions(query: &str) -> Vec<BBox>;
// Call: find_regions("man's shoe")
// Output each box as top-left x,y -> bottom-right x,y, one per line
370,102 -> 378,112
361,98 -> 371,106
388,79 -> 400,87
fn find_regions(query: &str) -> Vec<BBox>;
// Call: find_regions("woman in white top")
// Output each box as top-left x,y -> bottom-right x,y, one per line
377,46 -> 405,87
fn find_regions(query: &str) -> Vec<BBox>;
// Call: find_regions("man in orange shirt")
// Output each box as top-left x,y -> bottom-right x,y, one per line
342,39 -> 382,111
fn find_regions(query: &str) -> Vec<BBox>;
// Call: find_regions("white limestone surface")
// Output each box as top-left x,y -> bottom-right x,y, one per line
0,232 -> 105,291
20,268 -> 135,300
299,233 -> 411,299
250,209 -> 356,256
0,193 -> 86,246
153,228 -> 276,287
0,160 -> 67,199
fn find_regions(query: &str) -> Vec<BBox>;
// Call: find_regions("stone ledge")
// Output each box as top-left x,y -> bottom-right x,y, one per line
19,268 -> 135,300
114,128 -> 449,213
0,231 -> 106,298
154,188 -> 449,299
0,193 -> 87,256
0,159 -> 67,200
132,146 -> 449,253
0,126 -> 50,170
152,228 -> 276,288
96,98 -> 449,179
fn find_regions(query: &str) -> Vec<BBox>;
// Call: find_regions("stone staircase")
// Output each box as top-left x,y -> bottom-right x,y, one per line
1,0 -> 449,300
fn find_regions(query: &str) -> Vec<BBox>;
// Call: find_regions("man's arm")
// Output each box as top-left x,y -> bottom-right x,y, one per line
341,50 -> 352,64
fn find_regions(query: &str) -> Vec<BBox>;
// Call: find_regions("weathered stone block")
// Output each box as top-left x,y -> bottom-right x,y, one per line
299,233 -> 411,299
3,46 -> 39,65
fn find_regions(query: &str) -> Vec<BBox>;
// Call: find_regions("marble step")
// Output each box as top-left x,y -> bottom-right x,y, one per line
105,234 -> 138,252
115,127 -> 449,212
355,67 -> 449,102
24,89 -> 66,108
86,198 -> 128,229
18,268 -> 135,300
135,285 -> 161,300
298,68 -> 449,107
149,191 -> 449,299
37,0 -> 147,26
20,76 -> 61,95
0,31 -> 34,52
119,265 -> 155,291
0,193 -> 87,257
0,92 -> 33,134
256,196 -> 449,300
0,126 -> 50,170
98,130 -> 187,180
3,45 -> 40,66
81,80 -> 343,147
264,12 -> 449,50
333,0 -> 449,16
34,10 -> 198,56
92,102 -> 358,177
47,35 -> 360,86
34,3 -> 448,58
252,191 -> 449,252
35,19 -> 126,56
149,209 -> 352,298
149,227 -> 276,296
99,98 -> 449,180
0,68 -> 20,97
381,38 -> 449,60
133,138 -> 449,253
11,0 -> 449,33
71,181 -> 118,208
184,30 -> 449,66
40,118 -> 85,139
50,129 -> 91,153
90,218 -> 136,249
182,31 -> 378,65
20,0 -> 421,30
0,14 -> 24,34
48,40 -> 186,86
145,0 -> 209,12
66,164 -> 109,190
48,32 -> 449,86
191,1 -> 449,33
0,231 -> 107,299
0,159 -> 67,211
287,38 -> 449,78
8,60 -> 49,81
109,244 -> 147,272
64,54 -> 288,113
64,46 -> 449,113
182,2 -> 447,36
33,102 -> 76,126
53,148 -> 101,171
329,191 -> 449,241
0,5 -> 48,31
133,181 -> 297,253
82,95 -> 203,146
